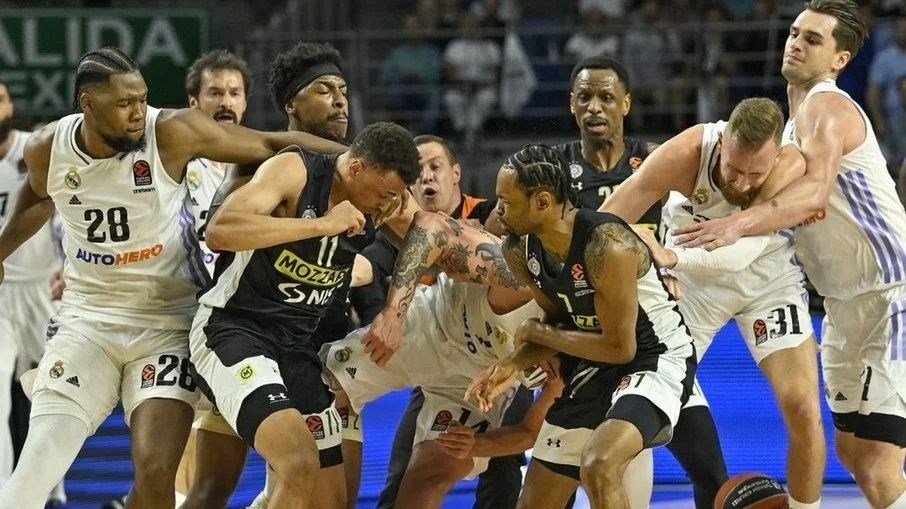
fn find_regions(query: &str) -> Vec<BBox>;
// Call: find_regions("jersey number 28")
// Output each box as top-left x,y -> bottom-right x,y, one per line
85,207 -> 130,242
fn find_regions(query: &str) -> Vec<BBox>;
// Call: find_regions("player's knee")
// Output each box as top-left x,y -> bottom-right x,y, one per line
778,391 -> 822,434
133,454 -> 179,491
270,449 -> 321,490
579,450 -> 622,486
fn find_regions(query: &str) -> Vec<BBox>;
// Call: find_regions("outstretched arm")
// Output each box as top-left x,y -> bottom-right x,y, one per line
439,373 -> 564,458
361,210 -> 524,366
156,108 -> 348,182
0,126 -> 56,281
674,94 -> 854,249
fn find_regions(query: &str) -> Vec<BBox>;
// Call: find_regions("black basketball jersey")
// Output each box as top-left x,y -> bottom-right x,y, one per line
524,209 -> 674,365
553,138 -> 661,232
200,148 -> 375,348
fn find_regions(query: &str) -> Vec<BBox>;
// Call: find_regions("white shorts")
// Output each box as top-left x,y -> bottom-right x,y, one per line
30,313 -> 198,434
822,285 -> 906,446
677,269 -> 813,363
0,281 -> 57,376
324,325 -> 514,478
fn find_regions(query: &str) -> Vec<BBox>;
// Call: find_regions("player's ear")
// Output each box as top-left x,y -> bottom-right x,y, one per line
569,92 -> 576,116
78,92 -> 92,114
535,191 -> 552,211
622,92 -> 631,117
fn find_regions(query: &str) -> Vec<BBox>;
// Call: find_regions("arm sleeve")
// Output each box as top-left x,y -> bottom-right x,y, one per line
672,234 -> 772,275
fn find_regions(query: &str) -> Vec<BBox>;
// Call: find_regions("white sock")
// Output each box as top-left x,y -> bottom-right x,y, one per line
788,497 -> 821,509
885,489 -> 906,509
248,464 -> 275,508
0,415 -> 87,509
622,448 -> 653,509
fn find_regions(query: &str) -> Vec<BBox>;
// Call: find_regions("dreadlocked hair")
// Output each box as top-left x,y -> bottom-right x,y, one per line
73,47 -> 139,110
504,144 -> 578,206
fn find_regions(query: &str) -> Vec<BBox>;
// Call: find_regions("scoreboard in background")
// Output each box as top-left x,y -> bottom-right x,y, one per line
0,9 -> 208,117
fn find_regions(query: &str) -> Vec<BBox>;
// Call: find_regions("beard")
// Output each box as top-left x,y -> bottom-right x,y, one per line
103,132 -> 147,154
717,178 -> 756,208
0,117 -> 12,145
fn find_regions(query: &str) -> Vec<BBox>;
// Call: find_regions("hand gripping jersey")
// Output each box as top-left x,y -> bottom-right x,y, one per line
46,107 -> 208,330
0,130 -> 59,283
199,148 -> 375,349
783,80 -> 906,300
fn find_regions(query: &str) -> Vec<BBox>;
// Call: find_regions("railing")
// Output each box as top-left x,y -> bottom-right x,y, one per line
235,18 -> 800,134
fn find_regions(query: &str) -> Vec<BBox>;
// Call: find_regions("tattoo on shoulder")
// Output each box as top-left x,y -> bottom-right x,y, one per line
502,235 -> 532,284
444,216 -> 464,236
585,223 -> 652,279
476,241 -> 523,289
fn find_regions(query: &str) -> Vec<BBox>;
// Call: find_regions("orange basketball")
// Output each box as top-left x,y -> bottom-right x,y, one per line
714,473 -> 789,509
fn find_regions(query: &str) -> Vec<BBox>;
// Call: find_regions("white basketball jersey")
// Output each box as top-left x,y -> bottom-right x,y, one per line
429,273 -> 543,367
46,107 -> 209,330
185,158 -> 227,275
0,130 -> 59,283
783,80 -> 906,299
663,121 -> 802,291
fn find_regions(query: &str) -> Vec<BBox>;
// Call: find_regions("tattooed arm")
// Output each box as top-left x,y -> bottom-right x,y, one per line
516,223 -> 649,364
362,210 -> 524,366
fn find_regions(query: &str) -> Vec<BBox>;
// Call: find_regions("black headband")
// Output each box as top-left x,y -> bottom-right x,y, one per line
280,62 -> 343,107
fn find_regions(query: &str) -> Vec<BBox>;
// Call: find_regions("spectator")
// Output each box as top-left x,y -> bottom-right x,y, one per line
868,14 -> 906,166
443,13 -> 501,150
380,15 -> 443,132
577,0 -> 623,18
563,6 -> 620,62
621,0 -> 682,129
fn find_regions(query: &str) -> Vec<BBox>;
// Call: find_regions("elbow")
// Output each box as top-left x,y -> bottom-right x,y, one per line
610,339 -> 637,364
203,216 -> 232,252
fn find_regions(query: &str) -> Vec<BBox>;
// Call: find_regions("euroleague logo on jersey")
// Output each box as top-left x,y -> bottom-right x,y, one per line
571,263 -> 588,289
306,415 -> 325,439
431,410 -> 453,431
133,160 -> 152,186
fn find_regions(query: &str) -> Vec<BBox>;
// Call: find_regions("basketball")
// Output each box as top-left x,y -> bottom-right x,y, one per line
714,473 -> 789,509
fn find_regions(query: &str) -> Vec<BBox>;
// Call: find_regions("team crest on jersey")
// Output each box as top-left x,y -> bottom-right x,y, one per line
431,410 -> 453,431
186,169 -> 200,191
141,364 -> 156,388
306,415 -> 325,439
494,327 -> 510,344
527,256 -> 541,276
301,207 -> 318,219
335,347 -> 351,363
569,163 -> 583,179
628,156 -> 643,169
49,360 -> 64,379
691,188 -> 709,205
133,160 -> 152,186
65,169 -> 81,189
753,319 -> 768,345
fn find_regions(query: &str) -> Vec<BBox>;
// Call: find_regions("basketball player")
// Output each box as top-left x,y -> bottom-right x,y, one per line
0,79 -> 66,504
187,42 -> 369,509
555,55 -> 729,509
371,144 -> 696,509
188,121 -> 419,509
324,209 -> 539,509
335,208 -> 653,509
366,134 -> 533,509
674,2 -> 906,507
0,46 -> 346,509
601,97 -> 825,509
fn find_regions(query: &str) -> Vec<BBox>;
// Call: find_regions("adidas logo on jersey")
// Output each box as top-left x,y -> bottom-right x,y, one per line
345,367 -> 357,379
65,376 -> 80,387
68,196 -> 82,205
834,392 -> 847,401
